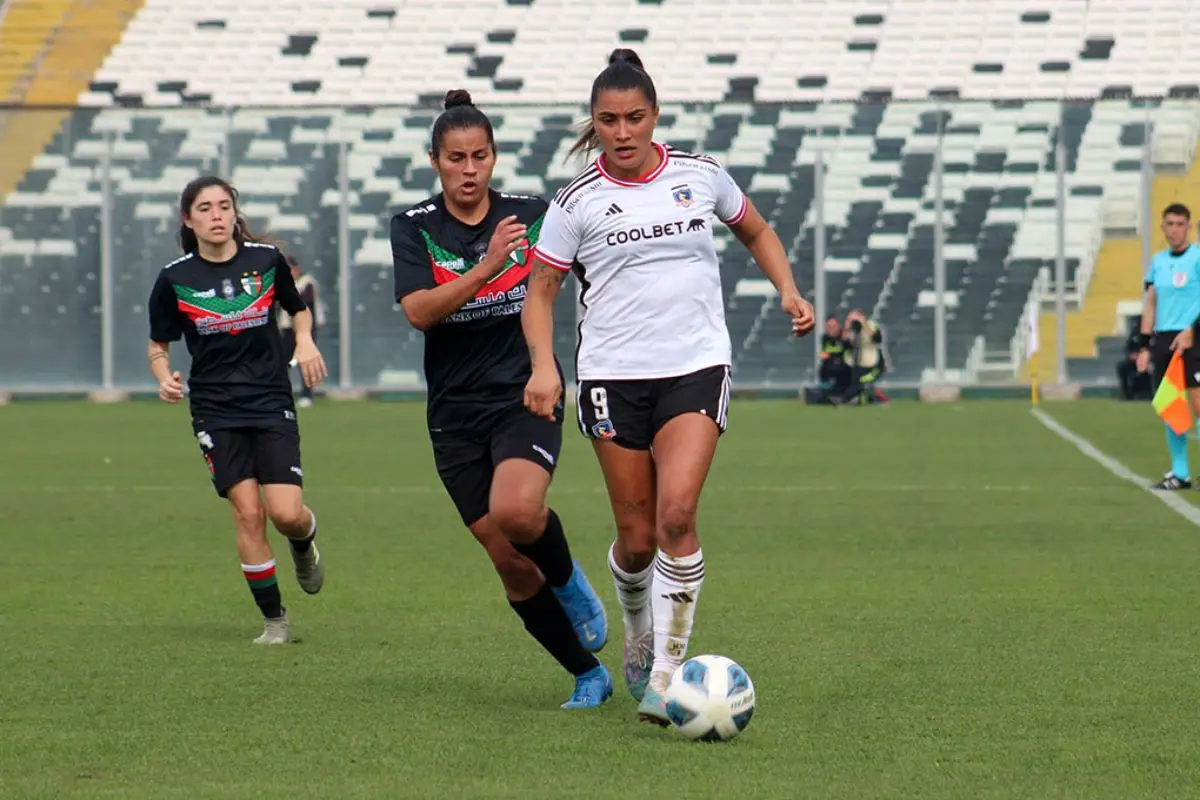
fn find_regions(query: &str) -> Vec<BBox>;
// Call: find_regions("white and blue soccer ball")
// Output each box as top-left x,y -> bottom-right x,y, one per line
664,654 -> 756,742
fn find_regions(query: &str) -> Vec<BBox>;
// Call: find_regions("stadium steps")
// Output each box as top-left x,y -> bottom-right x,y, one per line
0,0 -> 142,199
0,0 -> 72,102
1020,238 -> 1142,381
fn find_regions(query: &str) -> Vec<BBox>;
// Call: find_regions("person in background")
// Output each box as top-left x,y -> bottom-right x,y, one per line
842,309 -> 888,405
1116,314 -> 1152,401
278,256 -> 321,407
818,315 -> 851,395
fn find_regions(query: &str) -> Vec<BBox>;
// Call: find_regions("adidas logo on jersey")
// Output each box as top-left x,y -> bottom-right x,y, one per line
604,203 -> 623,216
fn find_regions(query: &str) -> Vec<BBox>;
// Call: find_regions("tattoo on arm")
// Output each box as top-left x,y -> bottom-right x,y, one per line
149,351 -> 168,362
532,262 -> 568,288
527,344 -> 539,366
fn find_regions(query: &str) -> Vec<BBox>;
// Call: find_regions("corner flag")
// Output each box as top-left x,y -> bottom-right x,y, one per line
1153,350 -> 1193,434
1026,299 -> 1040,406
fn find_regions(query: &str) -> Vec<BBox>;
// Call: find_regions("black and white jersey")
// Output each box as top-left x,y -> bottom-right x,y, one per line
147,241 -> 307,431
533,142 -> 748,381
392,189 -> 552,435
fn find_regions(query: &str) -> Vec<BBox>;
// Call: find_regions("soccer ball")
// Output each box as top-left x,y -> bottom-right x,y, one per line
664,654 -> 756,742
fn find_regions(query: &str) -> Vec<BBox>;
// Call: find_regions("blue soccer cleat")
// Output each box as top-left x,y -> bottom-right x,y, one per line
551,560 -> 608,653
561,664 -> 614,709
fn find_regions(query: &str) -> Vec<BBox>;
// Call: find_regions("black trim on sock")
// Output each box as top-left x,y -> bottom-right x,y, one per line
289,518 -> 316,554
249,584 -> 284,619
510,583 -> 598,677
513,508 -> 574,588
289,532 -> 314,555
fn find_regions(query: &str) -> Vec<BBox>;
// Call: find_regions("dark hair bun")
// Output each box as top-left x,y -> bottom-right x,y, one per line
608,48 -> 644,70
443,89 -> 474,110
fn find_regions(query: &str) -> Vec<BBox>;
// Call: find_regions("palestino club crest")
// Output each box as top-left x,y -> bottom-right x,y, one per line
241,271 -> 263,297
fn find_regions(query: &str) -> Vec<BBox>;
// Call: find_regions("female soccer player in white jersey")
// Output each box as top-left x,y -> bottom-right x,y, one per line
147,176 -> 328,645
521,48 -> 815,724
391,90 -> 611,709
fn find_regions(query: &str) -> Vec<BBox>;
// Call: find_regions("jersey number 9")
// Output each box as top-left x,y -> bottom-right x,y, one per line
590,387 -> 610,421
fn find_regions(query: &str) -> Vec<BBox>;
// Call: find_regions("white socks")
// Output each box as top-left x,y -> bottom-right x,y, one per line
650,548 -> 704,680
608,543 -> 653,638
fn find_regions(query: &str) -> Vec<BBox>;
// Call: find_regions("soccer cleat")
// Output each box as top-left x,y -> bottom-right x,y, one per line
561,664 -> 614,709
623,628 -> 654,702
253,615 -> 289,645
291,541 -> 324,595
636,674 -> 671,727
550,559 -> 608,653
1152,473 -> 1192,490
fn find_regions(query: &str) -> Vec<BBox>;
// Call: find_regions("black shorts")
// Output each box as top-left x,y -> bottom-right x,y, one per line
431,407 -> 563,527
195,426 -> 304,498
1152,329 -> 1200,390
576,364 -> 732,451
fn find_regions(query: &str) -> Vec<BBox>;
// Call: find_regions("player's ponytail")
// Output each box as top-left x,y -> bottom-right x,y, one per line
430,88 -> 496,156
568,48 -> 659,160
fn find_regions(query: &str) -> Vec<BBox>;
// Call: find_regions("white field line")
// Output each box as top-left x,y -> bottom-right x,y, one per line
1031,407 -> 1200,527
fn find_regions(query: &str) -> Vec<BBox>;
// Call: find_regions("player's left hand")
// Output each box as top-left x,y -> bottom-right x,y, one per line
524,365 -> 562,422
782,289 -> 815,338
293,338 -> 328,388
1172,328 -> 1194,351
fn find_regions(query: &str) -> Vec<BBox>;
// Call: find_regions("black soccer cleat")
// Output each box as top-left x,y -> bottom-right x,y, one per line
1151,473 -> 1192,491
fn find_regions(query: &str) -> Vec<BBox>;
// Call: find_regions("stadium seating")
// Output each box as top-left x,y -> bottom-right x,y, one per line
2,0 -> 1199,389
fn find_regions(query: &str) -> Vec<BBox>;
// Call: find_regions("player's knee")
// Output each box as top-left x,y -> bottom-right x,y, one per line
267,502 -> 306,533
488,494 -> 545,541
232,501 -> 267,539
658,500 -> 697,541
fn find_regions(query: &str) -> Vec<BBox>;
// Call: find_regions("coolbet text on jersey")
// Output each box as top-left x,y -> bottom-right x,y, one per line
1146,244 -> 1200,333
532,143 -> 749,381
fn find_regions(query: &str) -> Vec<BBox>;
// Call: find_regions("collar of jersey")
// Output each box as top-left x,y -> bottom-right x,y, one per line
596,142 -> 669,187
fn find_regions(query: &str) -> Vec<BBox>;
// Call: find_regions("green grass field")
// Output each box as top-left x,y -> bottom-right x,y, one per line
3,398 -> 1199,799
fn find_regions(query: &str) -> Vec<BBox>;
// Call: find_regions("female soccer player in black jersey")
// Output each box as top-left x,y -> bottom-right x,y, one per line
390,90 -> 611,709
522,49 -> 815,725
147,176 -> 328,645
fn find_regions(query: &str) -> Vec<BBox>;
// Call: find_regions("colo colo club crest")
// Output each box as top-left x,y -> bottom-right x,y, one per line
671,184 -> 694,208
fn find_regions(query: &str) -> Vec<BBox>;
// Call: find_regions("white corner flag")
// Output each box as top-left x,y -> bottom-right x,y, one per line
1027,297 -> 1040,405
1026,299 -> 1039,359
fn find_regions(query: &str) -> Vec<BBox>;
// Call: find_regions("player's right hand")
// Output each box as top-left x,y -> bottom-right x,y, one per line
523,366 -> 561,422
484,215 -> 528,275
159,371 -> 184,403
1136,349 -> 1151,373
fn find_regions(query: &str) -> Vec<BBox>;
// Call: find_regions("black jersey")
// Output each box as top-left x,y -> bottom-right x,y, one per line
821,332 -> 847,363
148,241 -> 308,431
392,189 -> 553,434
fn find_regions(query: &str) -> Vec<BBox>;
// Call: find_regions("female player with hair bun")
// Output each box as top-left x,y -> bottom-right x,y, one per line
147,175 -> 328,646
390,89 -> 612,709
522,48 -> 815,725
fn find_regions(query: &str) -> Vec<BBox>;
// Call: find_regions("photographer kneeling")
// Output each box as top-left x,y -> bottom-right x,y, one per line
842,309 -> 888,405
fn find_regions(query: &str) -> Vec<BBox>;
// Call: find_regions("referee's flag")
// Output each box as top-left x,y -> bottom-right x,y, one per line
1153,350 -> 1193,435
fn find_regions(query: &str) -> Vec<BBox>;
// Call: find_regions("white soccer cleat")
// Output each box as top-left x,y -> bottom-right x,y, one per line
253,615 -> 290,645
623,628 -> 654,701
